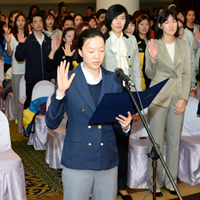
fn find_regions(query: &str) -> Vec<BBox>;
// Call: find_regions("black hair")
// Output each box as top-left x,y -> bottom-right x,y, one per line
61,27 -> 75,47
30,12 -> 43,24
96,9 -> 107,20
87,6 -> 94,12
62,15 -> 74,27
27,5 -> 40,20
8,10 -> 19,26
48,9 -> 56,14
104,4 -> 129,31
184,8 -> 196,24
157,7 -> 165,17
78,28 -> 105,50
155,10 -> 179,39
128,15 -> 136,25
135,14 -> 151,40
153,7 -> 158,13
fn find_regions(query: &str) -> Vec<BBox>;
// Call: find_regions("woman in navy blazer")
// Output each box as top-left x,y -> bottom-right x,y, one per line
45,28 -> 132,200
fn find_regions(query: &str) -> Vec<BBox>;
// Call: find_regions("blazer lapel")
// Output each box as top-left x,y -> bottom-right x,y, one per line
174,38 -> 180,66
97,67 -> 114,105
73,65 -> 96,112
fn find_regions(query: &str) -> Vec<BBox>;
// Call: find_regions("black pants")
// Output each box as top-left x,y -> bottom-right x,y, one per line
115,132 -> 130,190
4,63 -> 11,73
24,82 -> 37,109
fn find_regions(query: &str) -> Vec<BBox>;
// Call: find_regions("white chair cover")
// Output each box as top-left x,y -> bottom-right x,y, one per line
27,80 -> 55,150
0,60 -> 4,84
128,108 -> 167,188
178,97 -> 200,185
0,85 -> 5,110
0,110 -> 26,200
5,92 -> 14,120
18,75 -> 26,134
45,93 -> 67,169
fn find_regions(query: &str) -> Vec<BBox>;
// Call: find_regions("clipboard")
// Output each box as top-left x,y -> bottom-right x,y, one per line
89,78 -> 169,124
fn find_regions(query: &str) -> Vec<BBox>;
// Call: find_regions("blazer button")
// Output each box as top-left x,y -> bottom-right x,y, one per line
88,143 -> 92,146
101,143 -> 104,146
128,56 -> 130,58
88,125 -> 91,129
98,125 -> 102,129
82,109 -> 85,112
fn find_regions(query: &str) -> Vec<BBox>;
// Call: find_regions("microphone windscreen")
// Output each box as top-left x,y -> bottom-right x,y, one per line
114,68 -> 123,77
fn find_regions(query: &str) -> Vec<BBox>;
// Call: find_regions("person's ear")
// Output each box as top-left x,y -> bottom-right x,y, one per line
78,49 -> 83,57
158,23 -> 162,29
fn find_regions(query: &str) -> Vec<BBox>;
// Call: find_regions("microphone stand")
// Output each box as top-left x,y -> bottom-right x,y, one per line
124,83 -> 182,200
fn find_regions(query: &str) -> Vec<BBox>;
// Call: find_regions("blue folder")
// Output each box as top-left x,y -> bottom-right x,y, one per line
89,78 -> 169,124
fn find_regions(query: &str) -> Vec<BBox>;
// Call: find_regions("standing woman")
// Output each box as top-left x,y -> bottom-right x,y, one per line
135,14 -> 151,90
4,13 -> 29,123
124,15 -> 136,35
74,14 -> 83,28
185,8 -> 199,34
102,4 -> 142,200
45,28 -> 132,200
44,27 -> 75,74
43,13 -> 62,39
145,10 -> 190,196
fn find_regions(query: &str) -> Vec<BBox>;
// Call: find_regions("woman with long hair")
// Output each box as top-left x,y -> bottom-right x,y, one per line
185,8 -> 199,34
145,10 -> 190,197
45,28 -> 132,200
103,4 -> 142,200
4,13 -> 29,124
134,14 -> 151,90
43,12 -> 62,39
44,27 -> 75,75
124,15 -> 136,35
74,14 -> 83,28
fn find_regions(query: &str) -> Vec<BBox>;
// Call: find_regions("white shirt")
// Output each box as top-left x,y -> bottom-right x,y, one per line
36,34 -> 44,46
165,42 -> 175,63
81,62 -> 102,85
5,34 -> 25,74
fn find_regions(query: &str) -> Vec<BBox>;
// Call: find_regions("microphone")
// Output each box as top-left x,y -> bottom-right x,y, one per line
114,68 -> 135,87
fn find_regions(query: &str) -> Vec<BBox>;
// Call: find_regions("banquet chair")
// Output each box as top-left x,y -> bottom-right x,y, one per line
0,85 -> 5,110
27,80 -> 54,150
178,97 -> 200,185
0,60 -> 5,110
127,108 -> 167,189
0,60 -> 3,84
0,110 -> 26,200
18,75 -> 26,134
45,93 -> 67,169
4,92 -> 14,120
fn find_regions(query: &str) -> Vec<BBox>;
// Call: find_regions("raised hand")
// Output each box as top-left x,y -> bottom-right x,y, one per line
56,60 -> 75,97
62,42 -> 75,57
147,39 -> 158,59
3,25 -> 11,43
116,111 -> 132,130
17,30 -> 27,43
51,34 -> 61,52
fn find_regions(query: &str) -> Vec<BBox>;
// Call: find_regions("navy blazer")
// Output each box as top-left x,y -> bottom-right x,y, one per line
45,64 -> 130,170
